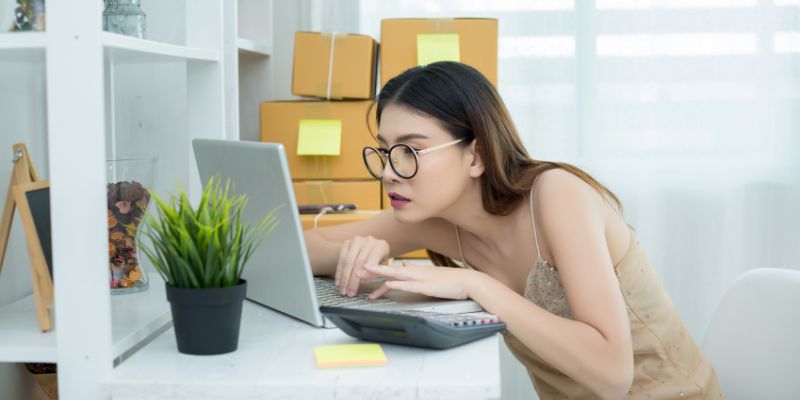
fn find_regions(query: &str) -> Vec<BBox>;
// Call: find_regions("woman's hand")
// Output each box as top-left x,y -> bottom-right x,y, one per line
336,235 -> 390,297
360,263 -> 484,300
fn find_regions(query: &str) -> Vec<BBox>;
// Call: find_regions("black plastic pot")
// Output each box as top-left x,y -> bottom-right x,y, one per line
165,280 -> 247,355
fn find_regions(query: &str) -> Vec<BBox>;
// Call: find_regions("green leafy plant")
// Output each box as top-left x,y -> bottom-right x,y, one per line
139,176 -> 280,289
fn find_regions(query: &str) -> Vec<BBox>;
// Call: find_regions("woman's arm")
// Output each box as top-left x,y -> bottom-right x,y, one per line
474,170 -> 633,399
365,170 -> 633,399
303,210 -> 434,284
470,275 -> 632,400
303,229 -> 343,277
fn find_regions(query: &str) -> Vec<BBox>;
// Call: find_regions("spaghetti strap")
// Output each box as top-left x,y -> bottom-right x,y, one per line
455,186 -> 544,270
454,224 -> 473,270
529,186 -> 546,264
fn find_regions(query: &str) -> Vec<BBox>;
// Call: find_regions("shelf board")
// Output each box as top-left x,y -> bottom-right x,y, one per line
0,294 -> 56,362
103,32 -> 220,64
110,273 -> 172,361
0,32 -> 45,63
0,32 -> 221,64
237,38 -> 272,57
0,272 -> 171,363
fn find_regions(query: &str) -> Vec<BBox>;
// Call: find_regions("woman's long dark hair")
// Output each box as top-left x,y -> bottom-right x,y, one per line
374,62 -> 621,266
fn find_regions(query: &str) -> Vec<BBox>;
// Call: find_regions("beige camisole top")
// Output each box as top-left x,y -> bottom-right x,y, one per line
454,192 -> 723,399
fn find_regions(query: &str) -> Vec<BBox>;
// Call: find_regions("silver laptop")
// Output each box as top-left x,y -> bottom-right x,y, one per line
192,139 -> 482,328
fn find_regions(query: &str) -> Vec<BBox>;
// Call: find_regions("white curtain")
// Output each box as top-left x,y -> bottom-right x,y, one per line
358,0 -> 800,342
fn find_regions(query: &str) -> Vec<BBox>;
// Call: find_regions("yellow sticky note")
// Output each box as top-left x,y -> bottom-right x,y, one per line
297,119 -> 342,156
417,33 -> 461,66
314,343 -> 388,368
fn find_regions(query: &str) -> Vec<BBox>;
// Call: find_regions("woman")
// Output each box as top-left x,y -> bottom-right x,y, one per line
304,62 -> 722,399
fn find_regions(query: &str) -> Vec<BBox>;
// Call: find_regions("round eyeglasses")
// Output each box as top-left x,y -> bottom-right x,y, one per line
362,138 -> 464,180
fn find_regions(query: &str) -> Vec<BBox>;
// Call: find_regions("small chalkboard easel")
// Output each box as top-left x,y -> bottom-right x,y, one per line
0,143 -> 54,332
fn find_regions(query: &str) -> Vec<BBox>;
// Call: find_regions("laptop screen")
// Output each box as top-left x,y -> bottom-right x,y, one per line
193,139 -> 325,326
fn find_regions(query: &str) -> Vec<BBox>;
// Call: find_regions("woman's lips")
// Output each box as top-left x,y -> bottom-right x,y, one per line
388,192 -> 411,208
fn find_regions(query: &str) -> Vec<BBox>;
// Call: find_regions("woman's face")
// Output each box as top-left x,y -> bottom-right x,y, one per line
376,103 -> 474,223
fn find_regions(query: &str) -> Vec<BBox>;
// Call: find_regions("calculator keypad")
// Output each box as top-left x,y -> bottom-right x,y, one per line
390,310 -> 501,327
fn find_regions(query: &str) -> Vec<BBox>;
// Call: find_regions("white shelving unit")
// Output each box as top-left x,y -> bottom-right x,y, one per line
0,31 -> 44,49
233,0 -> 274,142
0,0 -> 278,397
0,31 -> 44,62
236,38 -> 272,57
0,274 -> 170,364
103,32 -> 220,63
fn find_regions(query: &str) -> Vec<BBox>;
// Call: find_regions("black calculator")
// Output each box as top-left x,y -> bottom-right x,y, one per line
319,306 -> 506,349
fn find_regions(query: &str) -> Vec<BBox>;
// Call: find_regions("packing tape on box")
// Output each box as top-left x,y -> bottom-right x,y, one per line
426,18 -> 456,33
315,82 -> 344,100
418,19 -> 460,66
302,101 -> 334,118
317,32 -> 348,100
299,180 -> 333,204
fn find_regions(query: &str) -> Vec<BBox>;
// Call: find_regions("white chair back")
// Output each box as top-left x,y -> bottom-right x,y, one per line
702,268 -> 800,399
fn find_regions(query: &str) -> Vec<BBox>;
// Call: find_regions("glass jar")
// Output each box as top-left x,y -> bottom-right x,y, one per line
12,0 -> 46,31
106,157 -> 156,294
103,0 -> 146,39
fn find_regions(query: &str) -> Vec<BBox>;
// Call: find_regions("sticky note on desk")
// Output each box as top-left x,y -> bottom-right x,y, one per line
314,343 -> 387,368
297,119 -> 342,156
417,34 -> 461,66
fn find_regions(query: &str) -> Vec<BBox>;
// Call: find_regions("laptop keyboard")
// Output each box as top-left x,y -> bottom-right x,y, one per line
314,278 -> 397,308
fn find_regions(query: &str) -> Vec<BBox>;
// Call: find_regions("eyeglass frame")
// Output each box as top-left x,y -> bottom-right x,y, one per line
362,138 -> 465,180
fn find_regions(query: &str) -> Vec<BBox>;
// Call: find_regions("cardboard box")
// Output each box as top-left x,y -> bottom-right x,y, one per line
260,100 -> 378,180
300,212 -> 428,259
292,32 -> 378,100
299,212 -> 378,231
401,249 -> 429,259
293,180 -> 381,210
380,18 -> 498,88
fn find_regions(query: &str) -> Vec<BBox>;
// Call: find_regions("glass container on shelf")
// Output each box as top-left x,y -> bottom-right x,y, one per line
106,156 -> 156,294
10,0 -> 45,31
103,0 -> 146,39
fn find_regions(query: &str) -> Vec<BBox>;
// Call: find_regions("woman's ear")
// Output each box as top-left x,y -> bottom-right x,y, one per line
467,140 -> 485,178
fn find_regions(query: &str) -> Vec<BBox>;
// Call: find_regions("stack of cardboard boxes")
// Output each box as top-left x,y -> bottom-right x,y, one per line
260,19 -> 497,258
260,31 -> 380,234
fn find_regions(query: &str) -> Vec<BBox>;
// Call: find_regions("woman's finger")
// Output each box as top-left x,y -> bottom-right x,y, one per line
358,247 -> 385,283
340,236 -> 365,294
364,264 -> 418,280
346,241 -> 375,296
335,240 -> 350,287
385,279 -> 429,295
368,283 -> 392,299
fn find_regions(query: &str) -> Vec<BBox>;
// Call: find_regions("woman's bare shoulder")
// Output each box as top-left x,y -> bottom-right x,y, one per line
531,169 -> 608,219
532,167 -> 630,264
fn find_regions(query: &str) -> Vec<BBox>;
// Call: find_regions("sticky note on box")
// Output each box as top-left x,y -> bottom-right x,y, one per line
314,343 -> 387,368
297,119 -> 342,156
417,33 -> 461,66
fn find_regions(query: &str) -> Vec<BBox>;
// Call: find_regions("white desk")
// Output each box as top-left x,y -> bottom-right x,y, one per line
104,300 -> 502,400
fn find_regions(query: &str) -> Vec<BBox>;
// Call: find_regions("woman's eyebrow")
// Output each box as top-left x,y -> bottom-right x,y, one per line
376,133 -> 429,144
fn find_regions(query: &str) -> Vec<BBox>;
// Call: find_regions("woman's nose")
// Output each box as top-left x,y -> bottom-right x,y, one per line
381,162 -> 402,183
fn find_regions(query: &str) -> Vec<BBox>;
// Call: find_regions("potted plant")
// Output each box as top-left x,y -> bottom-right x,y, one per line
139,176 -> 279,355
